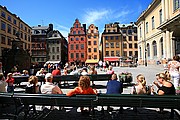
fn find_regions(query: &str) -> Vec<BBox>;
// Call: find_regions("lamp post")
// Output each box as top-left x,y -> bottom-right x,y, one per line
145,48 -> 147,66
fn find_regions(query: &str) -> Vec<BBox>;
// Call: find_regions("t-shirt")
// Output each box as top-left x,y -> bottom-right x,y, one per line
106,80 -> 123,94
66,87 -> 96,96
158,83 -> 175,95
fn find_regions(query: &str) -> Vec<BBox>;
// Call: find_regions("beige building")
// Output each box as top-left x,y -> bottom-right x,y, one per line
86,24 -> 99,64
101,22 -> 122,64
0,5 -> 31,61
136,0 -> 180,65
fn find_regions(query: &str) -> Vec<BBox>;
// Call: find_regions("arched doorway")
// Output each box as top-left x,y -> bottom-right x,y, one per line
152,41 -> 157,59
172,30 -> 180,56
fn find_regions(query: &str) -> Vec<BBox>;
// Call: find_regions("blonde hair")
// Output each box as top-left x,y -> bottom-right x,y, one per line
78,76 -> 90,90
136,74 -> 146,86
156,72 -> 170,81
28,76 -> 38,85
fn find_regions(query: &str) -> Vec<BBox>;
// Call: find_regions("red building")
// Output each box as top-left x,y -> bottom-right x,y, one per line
68,19 -> 87,66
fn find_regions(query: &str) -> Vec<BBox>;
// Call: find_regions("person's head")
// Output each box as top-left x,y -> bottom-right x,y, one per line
82,67 -> 87,72
173,55 -> 179,61
45,73 -> 53,82
7,73 -> 13,78
40,68 -> 44,73
156,72 -> 169,84
111,73 -> 117,80
0,73 -> 4,80
78,76 -> 90,90
90,65 -> 95,71
28,76 -> 38,85
109,66 -> 113,70
136,74 -> 146,86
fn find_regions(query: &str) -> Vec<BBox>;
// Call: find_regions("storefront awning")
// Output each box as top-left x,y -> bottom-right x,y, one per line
85,59 -> 99,64
104,57 -> 120,62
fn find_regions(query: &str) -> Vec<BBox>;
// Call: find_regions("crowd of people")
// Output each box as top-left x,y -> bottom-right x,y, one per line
0,55 -> 179,113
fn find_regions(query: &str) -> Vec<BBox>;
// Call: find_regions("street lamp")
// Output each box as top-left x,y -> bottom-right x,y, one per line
145,48 -> 147,66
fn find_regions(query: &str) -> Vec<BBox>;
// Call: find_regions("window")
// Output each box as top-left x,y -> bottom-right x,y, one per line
139,46 -> 142,58
81,37 -> 84,41
129,51 -> 132,56
20,24 -> 23,29
122,30 -> 126,34
140,27 -> 142,37
81,53 -> 84,58
76,44 -> 79,50
88,48 -> 91,52
7,24 -> 11,34
129,43 -> 132,48
88,41 -> 91,45
57,55 -> 59,59
81,44 -> 84,49
8,16 -> 11,22
71,53 -> 74,58
152,41 -> 157,56
110,43 -> 114,48
76,53 -> 79,58
106,51 -> 109,56
123,51 -> 127,57
134,43 -> 138,48
116,51 -> 120,56
160,38 -> 164,56
110,36 -> 114,40
94,55 -> 97,59
76,38 -> 79,41
94,48 -> 97,52
8,37 -> 11,45
116,42 -> 119,48
1,36 -> 5,44
159,9 -> 162,24
123,43 -> 127,48
13,19 -> 16,25
135,51 -> 138,57
76,24 -> 78,28
116,36 -> 119,40
24,34 -> 27,40
174,0 -> 180,11
152,16 -> 155,29
111,51 -> 114,56
105,43 -> 109,48
1,21 -> 6,31
71,38 -> 74,41
57,47 -> 59,52
146,22 -> 148,33
128,29 -> 132,35
94,36 -> 96,38
1,11 -> 6,18
128,36 -> 132,41
78,31 -> 80,34
73,31 -> 76,34
105,36 -> 108,40
134,36 -> 137,41
88,35 -> 91,39
52,47 -> 55,52
88,55 -> 91,59
94,41 -> 97,45
123,36 -> 126,41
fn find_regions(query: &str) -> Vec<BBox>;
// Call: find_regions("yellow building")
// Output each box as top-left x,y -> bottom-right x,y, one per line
0,5 -> 31,61
86,24 -> 99,64
136,0 -> 180,65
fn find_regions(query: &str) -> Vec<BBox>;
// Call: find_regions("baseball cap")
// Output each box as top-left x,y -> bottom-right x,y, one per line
45,73 -> 53,80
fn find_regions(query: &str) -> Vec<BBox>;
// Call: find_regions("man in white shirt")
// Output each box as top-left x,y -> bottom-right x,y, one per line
41,73 -> 63,94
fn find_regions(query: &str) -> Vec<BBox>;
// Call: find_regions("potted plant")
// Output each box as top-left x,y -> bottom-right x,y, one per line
119,71 -> 133,83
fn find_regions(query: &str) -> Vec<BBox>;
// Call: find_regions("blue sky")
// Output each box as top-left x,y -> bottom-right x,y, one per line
0,0 -> 152,37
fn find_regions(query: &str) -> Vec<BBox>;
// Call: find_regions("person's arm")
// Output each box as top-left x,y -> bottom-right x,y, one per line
53,86 -> 63,94
66,88 -> 77,96
157,89 -> 164,95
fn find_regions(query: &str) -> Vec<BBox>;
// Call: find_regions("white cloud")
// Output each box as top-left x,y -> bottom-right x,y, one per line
82,9 -> 111,26
115,11 -> 130,18
54,23 -> 69,38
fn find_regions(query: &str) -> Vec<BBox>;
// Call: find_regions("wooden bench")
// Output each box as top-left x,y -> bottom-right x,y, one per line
97,94 -> 180,118
13,93 -> 97,119
13,74 -> 112,88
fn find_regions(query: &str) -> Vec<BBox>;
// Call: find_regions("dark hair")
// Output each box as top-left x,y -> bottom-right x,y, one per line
173,55 -> 179,61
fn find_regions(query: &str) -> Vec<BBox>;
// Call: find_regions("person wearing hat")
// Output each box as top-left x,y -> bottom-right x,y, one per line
41,73 -> 63,94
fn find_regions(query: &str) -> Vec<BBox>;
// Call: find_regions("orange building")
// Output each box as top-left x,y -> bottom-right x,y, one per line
86,24 -> 99,65
68,19 -> 87,66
